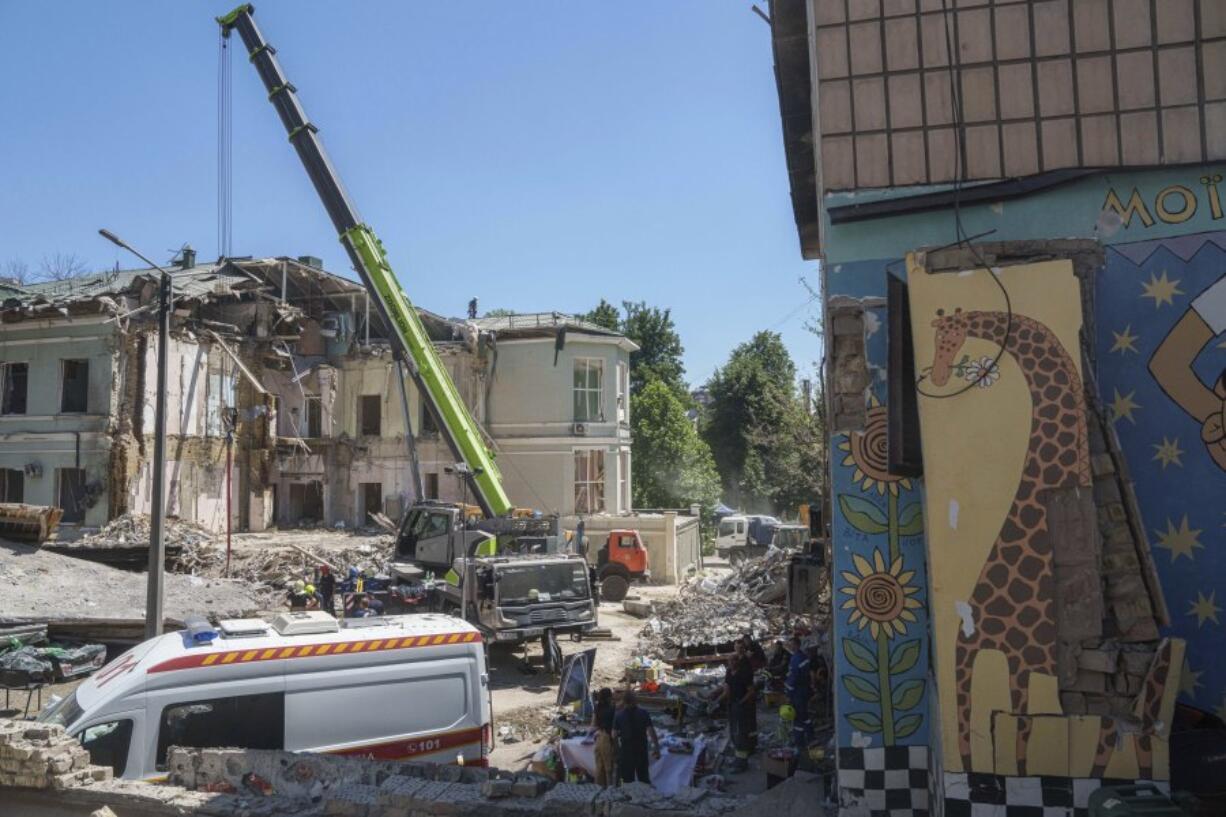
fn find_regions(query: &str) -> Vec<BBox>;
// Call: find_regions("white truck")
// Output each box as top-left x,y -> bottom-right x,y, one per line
713,514 -> 807,564
38,612 -> 492,779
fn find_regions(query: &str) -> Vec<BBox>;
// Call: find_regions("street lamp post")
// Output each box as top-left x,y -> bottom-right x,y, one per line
98,229 -> 172,640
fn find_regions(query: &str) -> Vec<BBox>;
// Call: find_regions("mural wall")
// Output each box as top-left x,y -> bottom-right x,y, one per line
907,257 -> 1185,799
1097,231 -> 1226,719
827,261 -> 935,814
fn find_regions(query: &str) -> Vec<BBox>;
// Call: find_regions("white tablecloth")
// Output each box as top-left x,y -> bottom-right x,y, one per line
557,733 -> 706,795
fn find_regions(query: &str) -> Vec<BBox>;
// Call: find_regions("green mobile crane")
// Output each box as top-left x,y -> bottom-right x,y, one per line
219,5 -> 597,655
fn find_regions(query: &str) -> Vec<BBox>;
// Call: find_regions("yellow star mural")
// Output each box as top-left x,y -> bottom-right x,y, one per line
1110,325 -> 1139,354
1155,514 -> 1203,561
1110,388 -> 1141,424
1140,270 -> 1184,307
1180,659 -> 1203,697
1152,436 -> 1184,469
1188,590 -> 1221,627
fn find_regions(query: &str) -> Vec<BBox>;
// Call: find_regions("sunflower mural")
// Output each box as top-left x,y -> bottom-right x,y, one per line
833,400 -> 931,746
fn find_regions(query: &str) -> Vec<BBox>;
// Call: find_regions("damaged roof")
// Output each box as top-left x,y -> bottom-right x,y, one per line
469,312 -> 634,345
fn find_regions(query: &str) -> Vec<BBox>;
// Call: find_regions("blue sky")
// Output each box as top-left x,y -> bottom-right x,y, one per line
0,1 -> 818,383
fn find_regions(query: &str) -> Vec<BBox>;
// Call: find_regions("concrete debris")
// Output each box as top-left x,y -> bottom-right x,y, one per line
639,552 -> 827,655
77,512 -> 215,551
0,718 -> 112,790
159,745 -> 752,816
175,535 -> 392,591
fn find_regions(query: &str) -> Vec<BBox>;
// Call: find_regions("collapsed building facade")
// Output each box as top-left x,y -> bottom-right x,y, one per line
0,253 -> 635,532
768,0 -> 1225,814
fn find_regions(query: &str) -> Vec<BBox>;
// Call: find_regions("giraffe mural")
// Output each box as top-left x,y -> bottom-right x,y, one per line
926,307 -> 1091,774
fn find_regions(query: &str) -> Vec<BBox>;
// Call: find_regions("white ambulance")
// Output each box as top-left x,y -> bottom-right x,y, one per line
37,612 -> 492,780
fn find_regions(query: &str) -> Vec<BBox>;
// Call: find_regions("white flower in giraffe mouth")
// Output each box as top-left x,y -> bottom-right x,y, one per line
962,356 -> 1000,388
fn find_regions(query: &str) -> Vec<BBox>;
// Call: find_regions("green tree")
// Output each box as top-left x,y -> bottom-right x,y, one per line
703,331 -> 823,512
481,308 -> 518,318
583,299 -> 622,332
631,378 -> 721,512
620,301 -> 686,396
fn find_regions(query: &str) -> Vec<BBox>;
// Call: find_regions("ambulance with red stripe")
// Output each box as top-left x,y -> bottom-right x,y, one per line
38,612 -> 492,780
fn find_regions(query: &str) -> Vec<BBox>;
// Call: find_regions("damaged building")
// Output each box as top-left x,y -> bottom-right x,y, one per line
0,253 -> 635,533
767,0 -> 1225,814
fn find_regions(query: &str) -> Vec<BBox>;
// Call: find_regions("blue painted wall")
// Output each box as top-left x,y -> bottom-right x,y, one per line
1096,233 -> 1226,716
827,259 -> 932,750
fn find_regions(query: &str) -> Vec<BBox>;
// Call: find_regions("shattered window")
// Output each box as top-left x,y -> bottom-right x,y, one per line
573,359 -> 603,422
574,449 -> 605,514
1,363 -> 28,415
60,359 -> 88,413
156,692 -> 284,770
205,371 -> 236,436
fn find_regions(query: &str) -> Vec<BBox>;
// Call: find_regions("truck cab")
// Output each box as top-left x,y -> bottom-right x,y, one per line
714,514 -> 781,564
594,529 -> 650,602
390,502 -> 597,648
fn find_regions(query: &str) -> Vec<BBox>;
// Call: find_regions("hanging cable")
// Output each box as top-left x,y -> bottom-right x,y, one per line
914,0 -> 1014,401
217,28 -> 234,259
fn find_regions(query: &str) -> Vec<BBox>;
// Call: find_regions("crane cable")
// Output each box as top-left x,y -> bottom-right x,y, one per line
217,28 -> 234,259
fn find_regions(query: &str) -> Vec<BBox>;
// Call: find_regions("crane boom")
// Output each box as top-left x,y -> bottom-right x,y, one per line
218,4 -> 512,517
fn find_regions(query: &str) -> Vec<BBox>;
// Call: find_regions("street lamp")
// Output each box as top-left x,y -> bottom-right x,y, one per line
98,229 -> 173,640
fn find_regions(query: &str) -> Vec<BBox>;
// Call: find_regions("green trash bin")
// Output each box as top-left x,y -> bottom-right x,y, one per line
1088,784 -> 1185,817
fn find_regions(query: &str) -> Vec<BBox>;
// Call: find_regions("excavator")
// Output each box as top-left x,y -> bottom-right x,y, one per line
218,6 -> 597,665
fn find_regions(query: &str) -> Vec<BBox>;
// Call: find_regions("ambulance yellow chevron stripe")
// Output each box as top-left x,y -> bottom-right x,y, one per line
148,631 -> 481,674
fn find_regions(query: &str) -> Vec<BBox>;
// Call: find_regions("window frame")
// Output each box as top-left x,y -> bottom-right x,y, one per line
573,358 -> 604,423
56,467 -> 87,524
1,362 -> 29,415
60,358 -> 90,414
77,718 -> 134,778
359,394 -> 382,437
305,395 -> 323,438
615,360 -> 628,425
573,448 -> 606,514
155,691 -> 285,770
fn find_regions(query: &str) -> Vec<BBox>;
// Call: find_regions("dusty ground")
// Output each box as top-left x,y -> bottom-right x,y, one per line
485,582 -> 679,770
0,539 -> 270,623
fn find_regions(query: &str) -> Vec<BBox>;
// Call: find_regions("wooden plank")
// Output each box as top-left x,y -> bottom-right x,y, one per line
204,329 -> 267,395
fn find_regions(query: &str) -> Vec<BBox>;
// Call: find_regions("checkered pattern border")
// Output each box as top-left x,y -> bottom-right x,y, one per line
838,746 -> 930,817
941,772 -> 1171,817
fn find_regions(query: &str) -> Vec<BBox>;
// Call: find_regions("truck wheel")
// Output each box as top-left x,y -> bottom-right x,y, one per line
600,573 -> 629,602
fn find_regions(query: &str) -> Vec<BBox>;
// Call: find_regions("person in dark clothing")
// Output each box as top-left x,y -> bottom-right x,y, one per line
612,690 -> 659,784
785,636 -> 813,752
317,565 -> 337,616
767,640 -> 790,683
740,635 -> 767,671
712,654 -> 756,771
590,688 -> 616,787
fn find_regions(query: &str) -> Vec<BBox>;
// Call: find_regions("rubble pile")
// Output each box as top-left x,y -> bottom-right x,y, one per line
162,745 -> 751,816
75,513 -> 215,551
0,719 -> 112,790
642,588 -> 775,653
708,547 -> 791,604
639,549 -> 827,656
175,536 -> 393,590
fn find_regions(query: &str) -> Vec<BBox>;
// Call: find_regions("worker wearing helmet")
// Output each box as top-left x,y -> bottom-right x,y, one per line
288,579 -> 308,611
